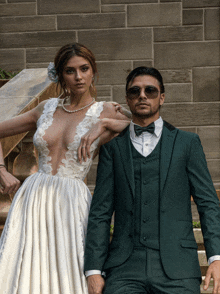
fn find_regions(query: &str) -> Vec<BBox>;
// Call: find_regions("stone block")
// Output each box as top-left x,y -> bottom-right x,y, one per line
26,63 -> 48,68
164,83 -> 192,103
102,0 -> 157,3
78,28 -> 152,61
96,61 -> 132,85
0,16 -> 56,33
38,0 -> 99,15
96,85 -> 111,97
193,67 -> 220,102
197,127 -> 220,159
26,47 -> 59,63
57,13 -> 125,30
160,70 -> 192,83
160,102 -> 220,126
160,0 -> 181,2
0,31 -> 76,48
113,85 -> 126,104
0,49 -> 25,71
127,3 -> 181,27
205,8 -> 220,40
8,0 -> 35,2
207,160 -> 220,183
133,60 -> 153,68
178,127 -> 197,133
154,26 -> 203,42
183,0 -> 220,8
101,4 -> 125,12
183,9 -> 203,25
154,42 -> 220,69
0,3 -> 36,16
87,163 -> 98,185
0,0 -> 6,2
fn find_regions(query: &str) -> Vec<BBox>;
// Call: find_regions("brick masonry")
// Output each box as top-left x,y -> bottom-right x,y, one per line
0,0 -> 219,187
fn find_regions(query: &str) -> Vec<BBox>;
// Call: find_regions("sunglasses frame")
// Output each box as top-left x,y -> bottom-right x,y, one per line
126,85 -> 160,100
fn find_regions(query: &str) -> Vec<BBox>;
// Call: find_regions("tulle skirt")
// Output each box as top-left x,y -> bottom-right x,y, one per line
0,172 -> 91,294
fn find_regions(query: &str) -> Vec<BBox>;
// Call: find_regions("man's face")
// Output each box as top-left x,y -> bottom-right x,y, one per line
126,75 -> 165,120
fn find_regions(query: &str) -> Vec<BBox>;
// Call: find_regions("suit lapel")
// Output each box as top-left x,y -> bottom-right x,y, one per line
160,121 -> 178,194
116,127 -> 135,198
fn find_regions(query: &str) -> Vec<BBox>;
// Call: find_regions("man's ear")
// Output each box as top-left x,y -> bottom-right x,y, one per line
160,93 -> 165,106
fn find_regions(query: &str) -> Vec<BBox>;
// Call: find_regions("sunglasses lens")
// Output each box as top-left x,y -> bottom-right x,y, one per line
145,86 -> 159,98
126,87 -> 140,99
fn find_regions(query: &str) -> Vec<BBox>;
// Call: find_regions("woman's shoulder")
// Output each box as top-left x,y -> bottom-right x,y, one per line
34,98 -> 60,119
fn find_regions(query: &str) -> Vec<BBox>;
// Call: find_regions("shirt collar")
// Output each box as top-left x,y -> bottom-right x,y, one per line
129,117 -> 163,140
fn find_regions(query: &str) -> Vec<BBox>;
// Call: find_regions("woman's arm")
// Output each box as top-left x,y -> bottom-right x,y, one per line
0,100 -> 47,193
0,143 -> 20,194
78,102 -> 131,163
0,100 -> 46,139
78,117 -> 130,163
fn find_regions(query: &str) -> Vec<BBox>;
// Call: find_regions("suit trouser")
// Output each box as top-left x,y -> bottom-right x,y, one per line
104,247 -> 201,294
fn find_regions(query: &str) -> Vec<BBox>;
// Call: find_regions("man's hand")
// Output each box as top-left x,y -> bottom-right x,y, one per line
0,167 -> 20,194
204,260 -> 220,293
87,274 -> 105,294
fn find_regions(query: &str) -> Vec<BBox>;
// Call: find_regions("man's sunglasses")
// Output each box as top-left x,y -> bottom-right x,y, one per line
126,86 -> 159,99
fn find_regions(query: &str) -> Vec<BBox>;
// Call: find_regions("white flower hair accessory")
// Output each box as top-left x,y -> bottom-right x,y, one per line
47,62 -> 58,83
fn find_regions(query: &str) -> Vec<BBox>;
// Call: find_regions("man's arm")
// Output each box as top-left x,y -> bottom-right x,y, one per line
186,134 -> 220,293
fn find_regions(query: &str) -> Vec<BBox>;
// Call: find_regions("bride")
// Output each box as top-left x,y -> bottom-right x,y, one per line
0,43 -> 130,294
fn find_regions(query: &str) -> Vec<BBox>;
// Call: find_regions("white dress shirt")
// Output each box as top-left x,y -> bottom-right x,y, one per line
85,117 -> 218,277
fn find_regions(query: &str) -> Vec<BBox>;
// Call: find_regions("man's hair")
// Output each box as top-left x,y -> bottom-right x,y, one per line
126,66 -> 165,94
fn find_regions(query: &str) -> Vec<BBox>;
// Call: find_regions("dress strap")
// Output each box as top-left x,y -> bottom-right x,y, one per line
37,98 -> 59,128
85,101 -> 104,118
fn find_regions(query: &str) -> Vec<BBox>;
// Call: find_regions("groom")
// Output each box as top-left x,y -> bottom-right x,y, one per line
84,67 -> 220,293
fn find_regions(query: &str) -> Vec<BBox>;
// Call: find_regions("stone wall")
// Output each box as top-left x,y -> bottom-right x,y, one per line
0,0 -> 219,187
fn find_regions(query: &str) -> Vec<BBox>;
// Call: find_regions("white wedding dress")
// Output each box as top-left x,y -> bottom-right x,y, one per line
0,98 -> 103,294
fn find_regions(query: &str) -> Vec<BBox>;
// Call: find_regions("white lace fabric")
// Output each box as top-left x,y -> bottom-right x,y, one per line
33,98 -> 103,180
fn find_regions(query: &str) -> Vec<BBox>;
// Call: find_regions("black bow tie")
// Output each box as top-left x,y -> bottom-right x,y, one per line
134,122 -> 155,136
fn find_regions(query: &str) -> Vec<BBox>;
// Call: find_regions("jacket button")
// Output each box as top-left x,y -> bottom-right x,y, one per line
143,236 -> 146,241
143,219 -> 146,223
144,202 -> 147,206
143,180 -> 147,185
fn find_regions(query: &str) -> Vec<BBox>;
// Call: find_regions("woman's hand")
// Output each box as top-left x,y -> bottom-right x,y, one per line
108,102 -> 132,119
78,120 -> 107,164
0,167 -> 20,195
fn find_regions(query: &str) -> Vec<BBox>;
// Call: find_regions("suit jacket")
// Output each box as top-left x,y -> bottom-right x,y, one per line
84,121 -> 220,279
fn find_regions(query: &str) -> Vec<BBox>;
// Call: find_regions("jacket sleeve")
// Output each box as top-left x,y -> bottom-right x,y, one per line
187,134 -> 220,259
84,143 -> 115,271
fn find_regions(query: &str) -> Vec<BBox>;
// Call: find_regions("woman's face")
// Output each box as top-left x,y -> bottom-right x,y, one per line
62,55 -> 94,96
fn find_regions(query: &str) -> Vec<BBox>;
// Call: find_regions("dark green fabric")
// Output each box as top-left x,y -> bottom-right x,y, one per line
104,248 -> 201,294
84,121 -> 220,280
131,141 -> 160,249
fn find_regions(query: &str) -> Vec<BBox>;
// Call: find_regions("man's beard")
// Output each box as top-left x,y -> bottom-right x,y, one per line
131,104 -> 160,119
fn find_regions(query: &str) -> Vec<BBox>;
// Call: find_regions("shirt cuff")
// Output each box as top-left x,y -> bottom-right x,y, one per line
208,255 -> 220,265
85,270 -> 102,278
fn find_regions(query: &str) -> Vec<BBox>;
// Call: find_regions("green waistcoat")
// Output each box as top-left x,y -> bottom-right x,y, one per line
131,140 -> 161,249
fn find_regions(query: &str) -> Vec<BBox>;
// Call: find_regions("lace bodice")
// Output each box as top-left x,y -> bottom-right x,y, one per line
33,98 -> 104,180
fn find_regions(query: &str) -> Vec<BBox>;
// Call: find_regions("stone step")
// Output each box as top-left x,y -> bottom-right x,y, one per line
0,211 -> 8,226
0,225 -> 4,237
194,228 -> 204,250
200,277 -> 213,293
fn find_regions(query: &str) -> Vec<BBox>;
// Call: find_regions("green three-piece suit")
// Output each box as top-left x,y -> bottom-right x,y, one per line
84,122 -> 220,293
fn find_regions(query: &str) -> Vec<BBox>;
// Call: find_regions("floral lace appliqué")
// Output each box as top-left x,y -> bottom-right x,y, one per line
33,98 -> 104,180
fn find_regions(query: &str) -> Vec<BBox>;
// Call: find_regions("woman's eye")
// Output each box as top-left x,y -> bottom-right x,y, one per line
81,67 -> 89,72
66,69 -> 74,74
